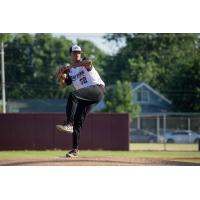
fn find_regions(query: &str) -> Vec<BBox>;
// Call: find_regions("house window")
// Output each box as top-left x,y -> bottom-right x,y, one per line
136,91 -> 149,103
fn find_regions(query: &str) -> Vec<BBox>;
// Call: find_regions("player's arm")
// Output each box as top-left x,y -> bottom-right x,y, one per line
58,74 -> 67,89
59,74 -> 72,89
59,76 -> 66,89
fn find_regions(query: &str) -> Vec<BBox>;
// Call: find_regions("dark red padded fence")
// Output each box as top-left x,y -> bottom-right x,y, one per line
0,113 -> 129,150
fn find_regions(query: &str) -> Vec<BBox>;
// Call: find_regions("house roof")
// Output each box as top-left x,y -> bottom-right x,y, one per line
139,104 -> 172,113
132,82 -> 171,104
132,82 -> 144,89
7,99 -> 66,112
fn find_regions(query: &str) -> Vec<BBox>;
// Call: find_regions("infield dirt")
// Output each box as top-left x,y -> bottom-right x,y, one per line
0,157 -> 200,166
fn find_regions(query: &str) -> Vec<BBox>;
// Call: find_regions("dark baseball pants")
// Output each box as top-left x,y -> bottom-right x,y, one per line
65,85 -> 105,149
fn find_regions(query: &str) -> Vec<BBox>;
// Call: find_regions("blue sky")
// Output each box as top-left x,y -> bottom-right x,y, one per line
53,33 -> 125,55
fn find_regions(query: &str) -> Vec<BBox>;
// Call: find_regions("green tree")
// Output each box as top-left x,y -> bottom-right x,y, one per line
104,80 -> 141,117
105,33 -> 200,112
168,57 -> 200,112
3,34 -> 107,101
4,33 -> 72,99
32,33 -> 72,99
77,39 -> 107,78
5,33 -> 35,99
0,33 -> 12,42
126,56 -> 158,87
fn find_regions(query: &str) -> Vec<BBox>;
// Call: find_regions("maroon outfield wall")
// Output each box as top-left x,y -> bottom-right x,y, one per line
0,113 -> 129,151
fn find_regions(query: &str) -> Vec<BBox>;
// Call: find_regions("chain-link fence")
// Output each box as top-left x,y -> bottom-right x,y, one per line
130,113 -> 200,150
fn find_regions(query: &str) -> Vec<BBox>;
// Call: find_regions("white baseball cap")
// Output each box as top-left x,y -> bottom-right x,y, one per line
71,44 -> 82,52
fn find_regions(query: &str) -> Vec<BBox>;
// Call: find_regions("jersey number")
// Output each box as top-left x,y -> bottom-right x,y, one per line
80,77 -> 88,85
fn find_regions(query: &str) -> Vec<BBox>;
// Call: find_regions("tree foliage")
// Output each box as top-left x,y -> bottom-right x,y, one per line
104,33 -> 200,112
104,80 -> 141,116
2,33 -> 200,113
2,34 -> 106,100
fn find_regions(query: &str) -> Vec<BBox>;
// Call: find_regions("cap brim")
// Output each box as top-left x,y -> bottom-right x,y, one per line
72,50 -> 81,52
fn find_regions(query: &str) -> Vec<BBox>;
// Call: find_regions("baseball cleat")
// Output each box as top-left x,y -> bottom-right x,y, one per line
56,124 -> 73,134
66,149 -> 79,158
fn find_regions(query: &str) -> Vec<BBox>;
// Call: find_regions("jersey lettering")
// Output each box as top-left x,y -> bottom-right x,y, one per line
69,66 -> 105,90
80,76 -> 88,85
71,70 -> 84,81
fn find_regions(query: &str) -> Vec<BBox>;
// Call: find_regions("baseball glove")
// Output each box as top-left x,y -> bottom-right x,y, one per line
56,65 -> 70,81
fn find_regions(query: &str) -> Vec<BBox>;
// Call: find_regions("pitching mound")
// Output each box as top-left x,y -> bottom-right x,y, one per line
0,157 -> 199,166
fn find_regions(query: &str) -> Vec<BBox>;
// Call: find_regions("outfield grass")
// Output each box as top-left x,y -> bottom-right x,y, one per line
130,143 -> 199,151
0,143 -> 199,159
0,149 -> 200,159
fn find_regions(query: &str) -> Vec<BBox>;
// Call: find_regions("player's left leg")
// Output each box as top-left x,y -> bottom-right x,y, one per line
66,102 -> 95,158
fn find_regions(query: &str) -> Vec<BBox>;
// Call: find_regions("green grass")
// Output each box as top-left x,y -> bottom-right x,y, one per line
130,143 -> 199,151
0,143 -> 199,159
0,150 -> 65,159
81,150 -> 200,158
0,149 -> 200,159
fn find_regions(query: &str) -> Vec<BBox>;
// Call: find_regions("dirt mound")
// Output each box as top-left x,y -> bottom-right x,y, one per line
0,157 -> 199,166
